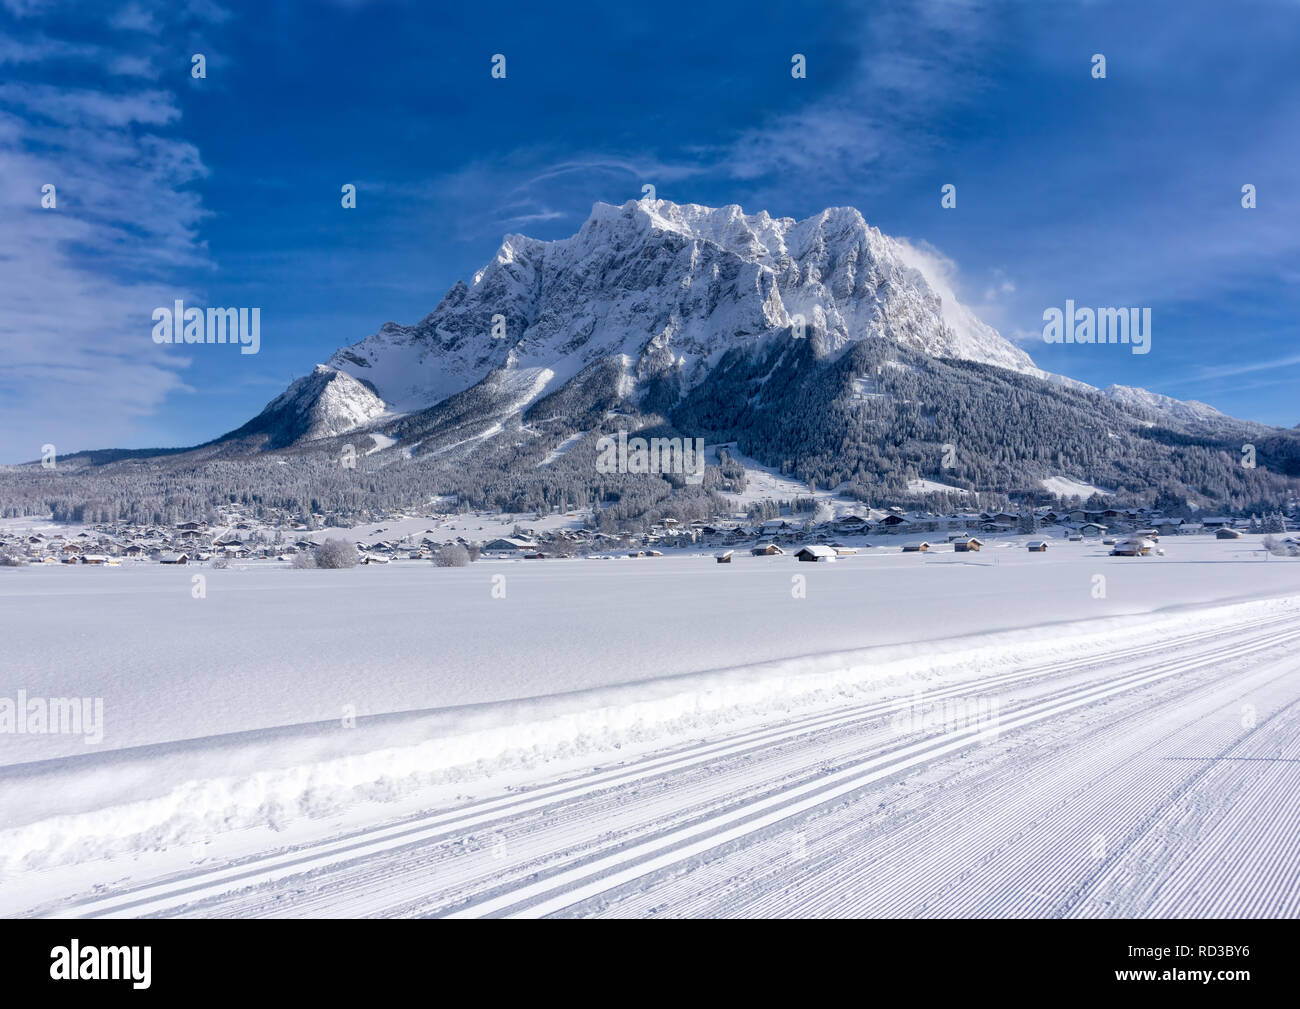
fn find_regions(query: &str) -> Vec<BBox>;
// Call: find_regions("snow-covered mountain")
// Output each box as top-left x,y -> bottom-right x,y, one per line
8,201 -> 1299,522
260,199 -> 1038,440
178,197 -> 1299,515
222,364 -> 387,450
11,196 -> 1298,523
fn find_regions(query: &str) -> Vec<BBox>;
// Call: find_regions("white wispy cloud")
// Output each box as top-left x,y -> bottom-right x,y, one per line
391,0 -> 994,245
0,3 -> 224,461
0,33 -> 96,65
712,0 -> 990,187
1181,353 -> 1300,383
109,2 -> 159,32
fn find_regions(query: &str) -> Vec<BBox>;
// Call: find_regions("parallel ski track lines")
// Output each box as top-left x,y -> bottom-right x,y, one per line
189,621 -> 1300,918
1070,688 -> 1300,918
599,649 -> 1299,918
446,626 -> 1300,918
41,614 -> 1299,919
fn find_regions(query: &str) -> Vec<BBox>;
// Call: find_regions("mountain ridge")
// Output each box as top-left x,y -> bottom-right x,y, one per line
245,199 -> 1248,452
306,199 -> 1039,426
5,199 -> 1297,525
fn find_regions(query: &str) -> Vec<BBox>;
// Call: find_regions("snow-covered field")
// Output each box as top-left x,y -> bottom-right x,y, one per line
2,534 -> 1298,917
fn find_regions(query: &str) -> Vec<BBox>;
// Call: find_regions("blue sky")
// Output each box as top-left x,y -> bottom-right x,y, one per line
1,0 -> 1297,462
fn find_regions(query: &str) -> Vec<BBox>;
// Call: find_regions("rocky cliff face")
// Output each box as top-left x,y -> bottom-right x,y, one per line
248,199 -> 1040,444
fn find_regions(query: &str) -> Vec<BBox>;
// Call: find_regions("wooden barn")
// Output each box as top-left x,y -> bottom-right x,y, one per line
1026,541 -> 1049,552
952,536 -> 983,553
902,541 -> 930,553
715,550 -> 733,564
1215,527 -> 1243,539
795,545 -> 837,563
750,543 -> 784,556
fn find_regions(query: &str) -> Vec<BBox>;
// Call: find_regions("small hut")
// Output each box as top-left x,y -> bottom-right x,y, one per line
1110,537 -> 1154,557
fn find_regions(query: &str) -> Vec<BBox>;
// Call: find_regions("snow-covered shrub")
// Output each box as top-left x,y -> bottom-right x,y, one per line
0,553 -> 27,566
434,543 -> 470,567
314,538 -> 357,569
291,550 -> 317,569
1261,535 -> 1299,557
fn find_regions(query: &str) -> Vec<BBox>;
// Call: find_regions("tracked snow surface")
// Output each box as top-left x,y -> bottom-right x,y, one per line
2,537 -> 1299,918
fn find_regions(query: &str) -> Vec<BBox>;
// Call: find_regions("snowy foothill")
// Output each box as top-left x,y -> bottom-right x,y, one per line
703,442 -> 859,511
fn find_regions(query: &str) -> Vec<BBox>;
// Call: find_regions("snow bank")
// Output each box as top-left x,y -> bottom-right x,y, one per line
2,593 -> 1297,874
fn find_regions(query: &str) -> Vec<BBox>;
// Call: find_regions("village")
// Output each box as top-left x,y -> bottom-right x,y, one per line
1,499 -> 1295,567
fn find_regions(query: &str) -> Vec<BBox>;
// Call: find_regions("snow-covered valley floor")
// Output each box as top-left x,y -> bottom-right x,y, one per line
2,536 -> 1298,917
